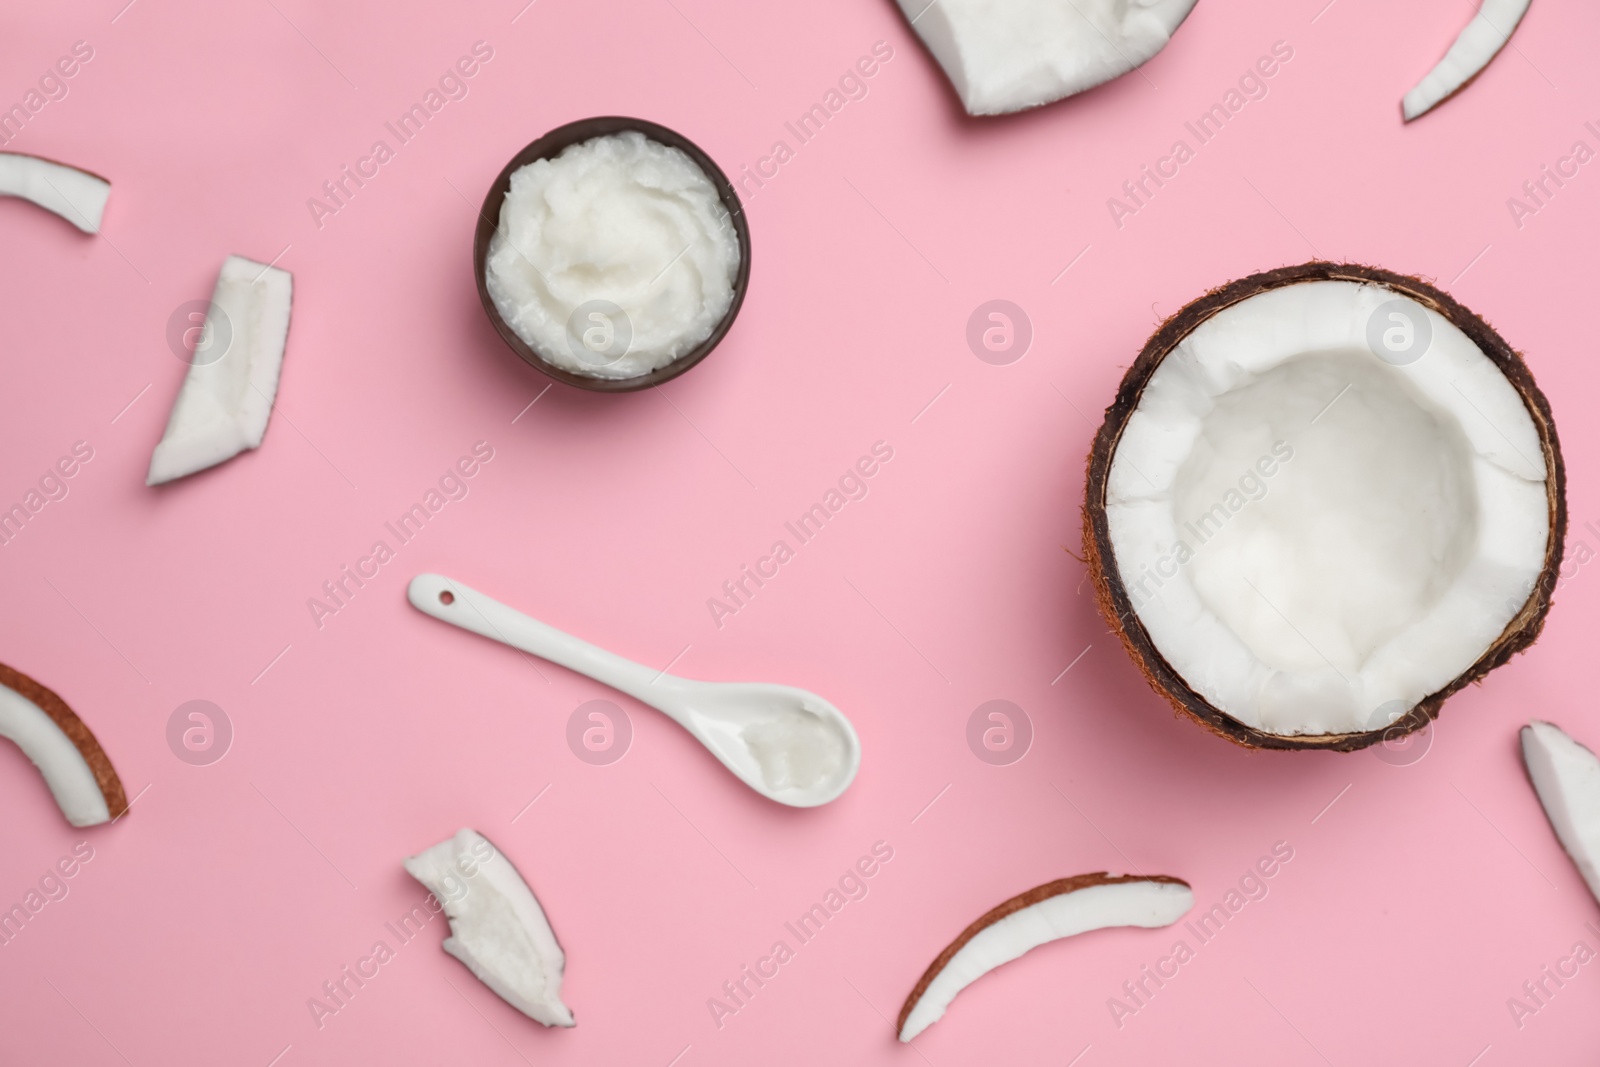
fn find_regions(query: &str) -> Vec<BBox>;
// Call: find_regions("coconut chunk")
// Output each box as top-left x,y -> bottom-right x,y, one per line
897,874 -> 1191,1041
1086,264 -> 1563,750
896,0 -> 1197,116
0,662 -> 127,827
0,152 -> 110,233
1403,0 -> 1531,121
404,828 -> 574,1028
1522,721 -> 1600,905
147,255 -> 293,485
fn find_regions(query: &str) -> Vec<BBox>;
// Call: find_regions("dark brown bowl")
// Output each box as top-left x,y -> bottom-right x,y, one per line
472,116 -> 751,393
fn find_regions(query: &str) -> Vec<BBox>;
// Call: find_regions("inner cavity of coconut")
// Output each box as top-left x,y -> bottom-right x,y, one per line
1104,280 -> 1549,737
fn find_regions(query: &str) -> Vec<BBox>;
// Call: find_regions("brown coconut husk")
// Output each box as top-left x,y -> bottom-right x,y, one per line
1082,261 -> 1566,752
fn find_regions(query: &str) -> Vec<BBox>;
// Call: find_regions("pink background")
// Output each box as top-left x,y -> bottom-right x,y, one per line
3,0 -> 1599,1063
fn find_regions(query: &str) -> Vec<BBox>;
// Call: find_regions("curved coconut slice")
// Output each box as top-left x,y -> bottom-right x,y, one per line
404,828 -> 574,1027
147,254 -> 293,485
0,662 -> 126,827
1403,0 -> 1531,121
0,152 -> 110,233
897,873 -> 1191,1041
1084,263 -> 1564,751
1522,721 -> 1600,904
896,0 -> 1197,116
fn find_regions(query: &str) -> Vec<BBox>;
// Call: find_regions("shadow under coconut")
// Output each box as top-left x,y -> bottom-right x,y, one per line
1060,631 -> 1379,790
1049,514 -> 1368,807
876,0 -> 1196,135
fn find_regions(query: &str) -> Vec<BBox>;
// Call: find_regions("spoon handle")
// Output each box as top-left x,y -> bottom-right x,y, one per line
406,573 -> 687,716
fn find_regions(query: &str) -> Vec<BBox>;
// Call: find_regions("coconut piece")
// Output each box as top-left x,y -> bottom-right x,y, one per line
1084,263 -> 1564,752
147,255 -> 293,485
0,662 -> 127,827
896,0 -> 1197,115
0,152 -> 110,233
897,873 -> 1191,1041
1521,721 -> 1600,904
404,828 -> 574,1028
1403,0 -> 1531,121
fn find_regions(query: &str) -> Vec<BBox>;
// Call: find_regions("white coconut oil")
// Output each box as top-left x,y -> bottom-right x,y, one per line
484,131 -> 741,380
741,707 -> 847,792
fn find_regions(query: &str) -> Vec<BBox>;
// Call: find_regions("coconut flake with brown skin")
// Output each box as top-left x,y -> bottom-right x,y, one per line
1084,263 -> 1564,752
0,152 -> 109,233
897,874 -> 1192,1041
0,662 -> 127,827
1403,0 -> 1532,121
1522,721 -> 1600,905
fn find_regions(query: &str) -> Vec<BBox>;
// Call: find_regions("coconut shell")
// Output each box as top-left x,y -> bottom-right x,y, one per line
1082,261 -> 1566,752
896,872 -> 1190,1037
0,660 -> 128,819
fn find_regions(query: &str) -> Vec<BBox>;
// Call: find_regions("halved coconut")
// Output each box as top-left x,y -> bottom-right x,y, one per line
147,254 -> 293,485
404,828 -> 574,1027
897,873 -> 1192,1041
1521,721 -> 1600,905
896,0 -> 1197,116
0,152 -> 110,233
0,662 -> 127,827
1403,0 -> 1531,122
1084,263 -> 1564,751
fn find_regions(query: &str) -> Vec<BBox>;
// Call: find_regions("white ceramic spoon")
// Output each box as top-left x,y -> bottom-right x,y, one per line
407,573 -> 861,807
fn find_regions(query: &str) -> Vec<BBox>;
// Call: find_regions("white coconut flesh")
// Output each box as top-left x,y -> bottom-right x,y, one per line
1522,721 -> 1600,905
1105,280 -> 1548,737
896,0 -> 1197,116
148,254 -> 293,485
0,152 -> 109,233
0,681 -> 112,827
1403,0 -> 1531,121
404,828 -> 574,1027
899,878 -> 1192,1041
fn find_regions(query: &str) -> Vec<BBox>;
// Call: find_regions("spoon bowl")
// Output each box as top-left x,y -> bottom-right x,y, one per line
662,679 -> 860,807
406,573 -> 859,807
